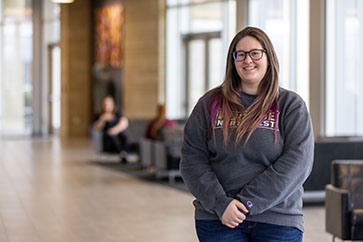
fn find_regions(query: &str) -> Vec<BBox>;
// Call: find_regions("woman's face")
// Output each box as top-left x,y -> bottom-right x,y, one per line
102,97 -> 115,113
234,36 -> 268,94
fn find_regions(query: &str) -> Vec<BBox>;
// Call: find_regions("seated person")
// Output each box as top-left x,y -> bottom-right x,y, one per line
144,104 -> 178,140
93,95 -> 129,162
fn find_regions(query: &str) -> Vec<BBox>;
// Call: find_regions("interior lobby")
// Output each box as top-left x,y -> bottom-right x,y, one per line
1,0 -> 363,241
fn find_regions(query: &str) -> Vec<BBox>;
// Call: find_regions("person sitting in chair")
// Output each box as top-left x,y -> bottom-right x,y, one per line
144,104 -> 178,140
93,95 -> 129,163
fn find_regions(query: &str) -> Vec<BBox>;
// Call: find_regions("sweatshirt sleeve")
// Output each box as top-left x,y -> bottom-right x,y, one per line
180,101 -> 233,219
236,98 -> 314,215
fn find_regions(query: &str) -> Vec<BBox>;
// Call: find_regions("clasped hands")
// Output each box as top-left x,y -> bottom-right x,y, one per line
100,113 -> 114,122
99,114 -> 119,135
221,199 -> 248,228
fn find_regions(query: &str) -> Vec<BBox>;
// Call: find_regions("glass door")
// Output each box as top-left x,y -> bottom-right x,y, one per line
186,39 -> 205,115
184,32 -> 222,114
48,44 -> 61,134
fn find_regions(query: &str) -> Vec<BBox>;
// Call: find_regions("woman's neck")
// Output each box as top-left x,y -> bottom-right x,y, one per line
241,85 -> 258,95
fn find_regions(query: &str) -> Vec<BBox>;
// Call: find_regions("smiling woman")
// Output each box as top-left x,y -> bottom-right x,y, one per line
180,26 -> 314,242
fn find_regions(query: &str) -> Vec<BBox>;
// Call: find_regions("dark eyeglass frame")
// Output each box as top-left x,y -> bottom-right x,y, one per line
232,49 -> 267,61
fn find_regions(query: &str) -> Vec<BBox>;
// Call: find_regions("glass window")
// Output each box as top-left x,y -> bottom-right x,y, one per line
0,0 -> 32,135
187,39 -> 205,114
326,0 -> 363,136
43,0 -> 60,133
43,1 -> 60,43
166,0 -> 236,118
208,38 -> 223,89
248,0 -> 309,104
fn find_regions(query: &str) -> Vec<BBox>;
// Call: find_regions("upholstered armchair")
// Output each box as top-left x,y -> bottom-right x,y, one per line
325,160 -> 363,241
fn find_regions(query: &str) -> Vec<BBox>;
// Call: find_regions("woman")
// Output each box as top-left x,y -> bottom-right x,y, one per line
144,104 -> 178,140
93,95 -> 129,162
180,27 -> 314,242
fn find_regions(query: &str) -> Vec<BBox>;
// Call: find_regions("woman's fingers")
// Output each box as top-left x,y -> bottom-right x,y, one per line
235,201 -> 249,214
226,221 -> 239,229
236,211 -> 246,222
221,199 -> 248,228
234,216 -> 244,224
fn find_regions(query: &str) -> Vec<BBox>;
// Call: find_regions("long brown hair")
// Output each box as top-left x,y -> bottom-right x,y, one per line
150,104 -> 167,139
210,26 -> 279,145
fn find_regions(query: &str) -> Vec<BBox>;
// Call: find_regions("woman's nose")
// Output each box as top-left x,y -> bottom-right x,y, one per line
243,53 -> 253,63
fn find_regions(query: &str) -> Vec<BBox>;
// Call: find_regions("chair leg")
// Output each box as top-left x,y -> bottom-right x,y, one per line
332,235 -> 350,242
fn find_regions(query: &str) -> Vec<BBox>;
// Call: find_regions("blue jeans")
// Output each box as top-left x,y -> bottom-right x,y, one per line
195,220 -> 302,242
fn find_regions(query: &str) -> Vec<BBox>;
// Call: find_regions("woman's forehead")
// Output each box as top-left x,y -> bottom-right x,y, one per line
235,36 -> 262,50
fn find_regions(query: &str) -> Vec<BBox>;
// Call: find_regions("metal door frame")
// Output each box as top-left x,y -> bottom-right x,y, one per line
183,31 -> 221,114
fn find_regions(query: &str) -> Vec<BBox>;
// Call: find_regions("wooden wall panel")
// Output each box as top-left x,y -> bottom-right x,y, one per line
60,1 -> 91,138
123,0 -> 165,118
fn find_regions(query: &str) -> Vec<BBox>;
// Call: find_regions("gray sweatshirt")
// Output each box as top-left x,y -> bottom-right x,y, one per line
180,87 -> 314,232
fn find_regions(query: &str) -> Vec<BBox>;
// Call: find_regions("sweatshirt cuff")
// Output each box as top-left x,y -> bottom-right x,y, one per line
213,195 -> 234,219
236,195 -> 256,215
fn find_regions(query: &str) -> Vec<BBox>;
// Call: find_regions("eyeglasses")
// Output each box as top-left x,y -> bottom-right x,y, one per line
233,49 -> 266,62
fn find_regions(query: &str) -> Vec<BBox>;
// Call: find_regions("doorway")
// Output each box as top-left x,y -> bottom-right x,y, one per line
183,31 -> 223,114
47,44 -> 61,134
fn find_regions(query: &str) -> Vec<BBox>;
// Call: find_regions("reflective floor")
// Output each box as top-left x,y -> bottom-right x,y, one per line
0,137 -> 334,242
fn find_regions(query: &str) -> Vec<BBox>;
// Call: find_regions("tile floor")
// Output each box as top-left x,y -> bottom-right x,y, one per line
0,137 -> 337,242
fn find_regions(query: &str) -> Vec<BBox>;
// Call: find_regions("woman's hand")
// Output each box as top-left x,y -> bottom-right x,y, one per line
221,199 -> 248,228
100,113 -> 114,122
107,127 -> 119,136
106,117 -> 129,136
93,113 -> 114,130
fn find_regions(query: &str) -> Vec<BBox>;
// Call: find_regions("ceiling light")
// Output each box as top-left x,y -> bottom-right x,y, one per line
51,0 -> 75,3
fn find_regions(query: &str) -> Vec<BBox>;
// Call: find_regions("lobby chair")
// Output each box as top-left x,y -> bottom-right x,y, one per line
91,128 -> 103,152
325,160 -> 363,241
153,140 -> 181,184
139,138 -> 154,168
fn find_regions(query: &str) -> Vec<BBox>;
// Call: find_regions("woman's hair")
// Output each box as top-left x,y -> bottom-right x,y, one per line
150,104 -> 167,139
209,26 -> 279,145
